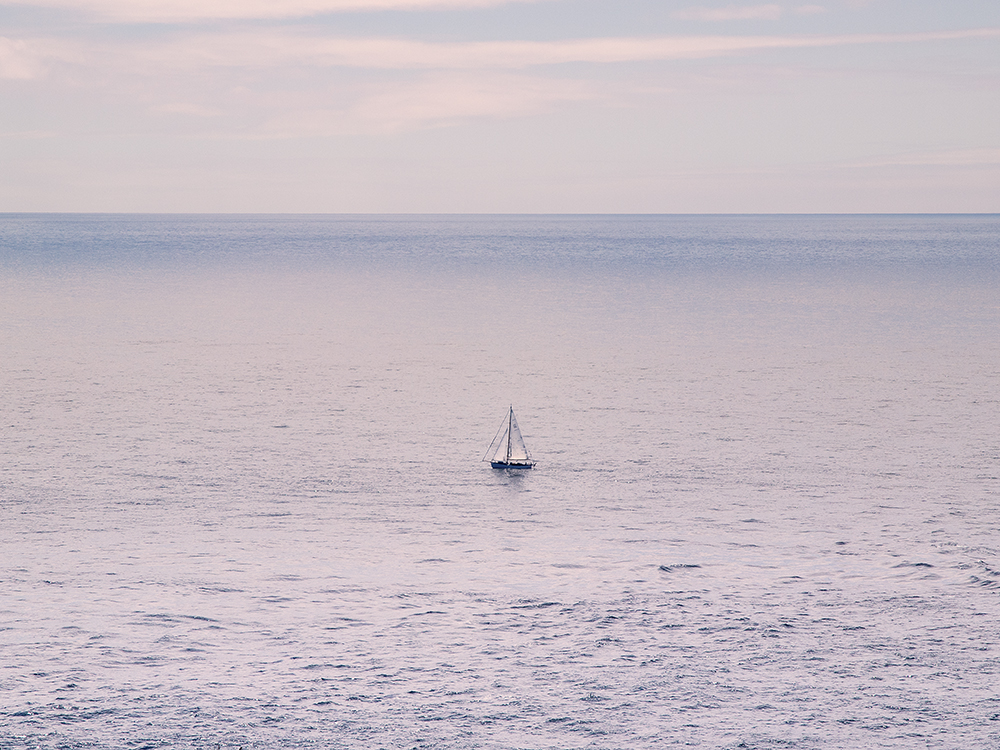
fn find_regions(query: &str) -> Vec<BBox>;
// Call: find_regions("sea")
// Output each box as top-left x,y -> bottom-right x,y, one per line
1,214 -> 999,749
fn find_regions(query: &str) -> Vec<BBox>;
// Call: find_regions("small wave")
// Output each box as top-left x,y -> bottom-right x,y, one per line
969,575 -> 999,589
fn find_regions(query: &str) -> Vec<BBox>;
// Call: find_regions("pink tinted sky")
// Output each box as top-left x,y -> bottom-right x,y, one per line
1,0 -> 998,212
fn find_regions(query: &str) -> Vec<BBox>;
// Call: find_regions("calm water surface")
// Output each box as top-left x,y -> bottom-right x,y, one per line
1,215 -> 999,748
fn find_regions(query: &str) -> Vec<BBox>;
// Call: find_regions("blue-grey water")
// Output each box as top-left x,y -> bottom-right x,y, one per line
1,214 -> 999,749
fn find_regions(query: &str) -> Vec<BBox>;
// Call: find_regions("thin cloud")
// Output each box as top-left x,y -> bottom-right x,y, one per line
256,72 -> 594,136
847,148 -> 1000,169
673,4 -> 783,22
350,72 -> 590,129
150,101 -> 224,116
0,36 -> 82,79
4,0 -> 555,22
1,38 -> 38,79
8,27 -> 1000,79
125,28 -> 1000,70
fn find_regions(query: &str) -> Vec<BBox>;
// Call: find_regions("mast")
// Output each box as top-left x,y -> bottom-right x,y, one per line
506,406 -> 513,462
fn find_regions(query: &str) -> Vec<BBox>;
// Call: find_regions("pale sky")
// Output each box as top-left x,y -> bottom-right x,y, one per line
1,0 -> 998,212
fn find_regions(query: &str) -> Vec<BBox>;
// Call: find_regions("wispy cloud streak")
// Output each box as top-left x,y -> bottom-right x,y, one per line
254,72 -> 593,136
0,0 -> 554,22
671,4 -> 828,21
673,4 -> 783,22
847,147 -> 1000,169
0,36 -> 82,79
6,27 -> 997,81
89,27 -> 1000,72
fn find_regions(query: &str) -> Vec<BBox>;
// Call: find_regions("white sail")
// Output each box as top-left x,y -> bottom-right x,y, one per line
506,411 -> 530,461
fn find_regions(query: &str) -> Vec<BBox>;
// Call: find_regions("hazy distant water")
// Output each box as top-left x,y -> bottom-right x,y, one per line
1,214 -> 999,749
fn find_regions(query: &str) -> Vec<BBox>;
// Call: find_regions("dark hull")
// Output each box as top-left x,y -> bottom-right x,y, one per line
491,461 -> 534,469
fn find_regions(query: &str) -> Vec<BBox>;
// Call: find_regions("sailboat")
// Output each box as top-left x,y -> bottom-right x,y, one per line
484,406 -> 535,469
